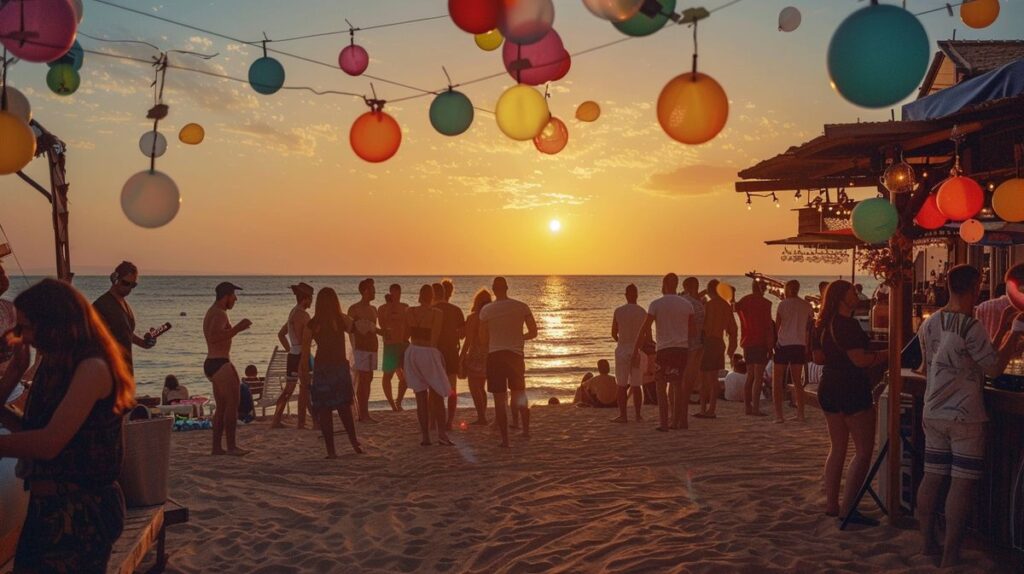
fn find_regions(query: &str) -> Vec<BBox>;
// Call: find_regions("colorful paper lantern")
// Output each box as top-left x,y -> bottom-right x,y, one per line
575,100 -> 601,122
583,0 -> 644,22
178,123 -> 205,145
936,175 -> 984,221
498,0 -> 555,45
827,4 -> 929,108
778,6 -> 801,32
914,194 -> 947,230
992,178 -> 1024,223
959,219 -> 984,244
46,64 -> 80,96
70,0 -> 84,23
121,170 -> 181,228
0,0 -> 77,63
449,0 -> 500,34
429,90 -> 474,136
139,131 -> 167,159
495,84 -> 549,141
613,0 -> 676,36
716,282 -> 734,302
248,57 -> 285,95
350,110 -> 402,163
47,40 -> 84,71
475,29 -> 504,51
338,44 -> 369,76
534,116 -> 568,154
881,161 -> 916,194
851,198 -> 899,244
502,29 -> 570,86
0,111 -> 35,175
657,72 -> 729,145
1,86 -> 31,123
960,0 -> 999,29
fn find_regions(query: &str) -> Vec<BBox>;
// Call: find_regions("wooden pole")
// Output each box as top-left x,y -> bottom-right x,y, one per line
886,184 -> 910,525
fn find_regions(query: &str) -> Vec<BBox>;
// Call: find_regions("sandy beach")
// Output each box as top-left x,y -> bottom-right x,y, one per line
155,400 -> 1007,573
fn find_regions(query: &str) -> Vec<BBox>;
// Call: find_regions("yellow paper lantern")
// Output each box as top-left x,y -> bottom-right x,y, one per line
0,111 -> 36,175
657,72 -> 729,145
474,29 -> 503,51
179,123 -> 205,145
575,100 -> 601,122
716,282 -> 734,302
959,219 -> 984,244
495,85 -> 549,141
960,0 -> 999,29
992,178 -> 1024,223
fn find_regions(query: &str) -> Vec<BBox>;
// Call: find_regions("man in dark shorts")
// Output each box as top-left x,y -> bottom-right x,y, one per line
772,280 -> 813,423
378,284 -> 410,411
736,280 -> 774,416
203,282 -> 251,456
634,273 -> 695,431
696,279 -> 737,418
435,279 -> 465,430
270,282 -> 313,429
92,261 -> 155,373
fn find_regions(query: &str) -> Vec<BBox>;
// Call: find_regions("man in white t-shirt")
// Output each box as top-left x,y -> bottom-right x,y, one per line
611,283 -> 647,423
479,276 -> 537,448
917,264 -> 1022,568
633,273 -> 695,432
772,280 -> 813,423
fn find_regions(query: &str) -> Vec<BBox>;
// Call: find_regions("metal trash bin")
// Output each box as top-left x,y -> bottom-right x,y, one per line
118,414 -> 174,507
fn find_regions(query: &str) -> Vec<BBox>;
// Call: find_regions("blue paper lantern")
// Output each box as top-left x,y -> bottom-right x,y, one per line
429,90 -> 474,136
248,56 -> 285,95
851,198 -> 899,244
47,40 -> 84,71
827,4 -> 929,108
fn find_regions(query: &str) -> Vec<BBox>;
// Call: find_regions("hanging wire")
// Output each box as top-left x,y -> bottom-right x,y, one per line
259,14 -> 449,44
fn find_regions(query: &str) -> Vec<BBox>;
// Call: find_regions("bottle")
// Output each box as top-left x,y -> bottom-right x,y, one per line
144,322 -> 172,344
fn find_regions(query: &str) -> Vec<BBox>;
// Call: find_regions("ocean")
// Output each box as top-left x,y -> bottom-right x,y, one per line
4,275 -> 878,409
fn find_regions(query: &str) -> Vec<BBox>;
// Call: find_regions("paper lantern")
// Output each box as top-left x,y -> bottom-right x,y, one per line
1,86 -> 31,122
959,219 -> 984,244
495,84 -> 549,141
881,161 -> 916,194
0,111 -> 35,175
350,110 -> 402,163
139,131 -> 167,159
716,282 -> 734,302
121,170 -> 181,228
70,0 -> 84,23
778,6 -> 801,32
48,40 -> 84,71
503,29 -> 570,86
936,175 -> 984,221
613,0 -> 676,36
827,4 -> 928,109
179,123 -> 205,145
575,100 -> 601,122
46,64 -> 80,96
0,0 -> 77,63
498,0 -> 555,45
583,0 -> 644,22
248,57 -> 285,95
851,198 -> 899,244
339,44 -> 369,76
914,194 -> 947,230
449,0 -> 500,34
961,0 -> 999,29
429,90 -> 474,136
992,178 -> 1024,223
657,72 -> 729,145
533,116 -> 568,154
475,29 -> 503,51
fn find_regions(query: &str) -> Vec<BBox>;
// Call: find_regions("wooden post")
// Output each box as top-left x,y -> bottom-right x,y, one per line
887,185 -> 911,525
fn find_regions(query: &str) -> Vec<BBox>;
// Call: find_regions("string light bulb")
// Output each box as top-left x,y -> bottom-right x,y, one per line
746,193 -> 752,210
772,192 -> 779,207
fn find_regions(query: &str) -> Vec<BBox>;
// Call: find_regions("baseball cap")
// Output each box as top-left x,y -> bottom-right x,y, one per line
290,282 -> 314,298
215,281 -> 243,300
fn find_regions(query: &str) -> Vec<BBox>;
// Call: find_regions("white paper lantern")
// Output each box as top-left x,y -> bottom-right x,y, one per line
121,170 -> 181,228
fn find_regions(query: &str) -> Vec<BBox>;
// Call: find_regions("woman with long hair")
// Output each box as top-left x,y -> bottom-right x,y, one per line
0,279 -> 136,572
404,284 -> 453,446
299,288 -> 362,458
814,279 -> 887,525
460,288 -> 492,425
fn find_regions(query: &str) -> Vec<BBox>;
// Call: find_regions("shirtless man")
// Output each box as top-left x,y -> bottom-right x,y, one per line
270,282 -> 314,429
203,282 -> 251,456
378,284 -> 410,411
349,278 -> 382,423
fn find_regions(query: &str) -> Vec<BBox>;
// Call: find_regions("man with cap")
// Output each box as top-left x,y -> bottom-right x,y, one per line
203,281 -> 251,456
92,261 -> 155,373
270,282 -> 314,429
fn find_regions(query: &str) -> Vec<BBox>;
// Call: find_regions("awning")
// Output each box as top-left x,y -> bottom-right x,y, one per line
902,58 -> 1024,121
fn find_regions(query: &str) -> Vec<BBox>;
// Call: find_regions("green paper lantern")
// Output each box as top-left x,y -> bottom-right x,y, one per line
248,56 -> 285,95
613,0 -> 676,37
429,90 -> 474,136
851,198 -> 899,244
46,64 -> 80,96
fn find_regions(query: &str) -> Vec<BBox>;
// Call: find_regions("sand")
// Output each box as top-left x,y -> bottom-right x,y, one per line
157,400 -> 1009,573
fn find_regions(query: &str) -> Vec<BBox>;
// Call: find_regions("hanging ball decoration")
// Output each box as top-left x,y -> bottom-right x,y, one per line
502,29 -> 570,86
48,40 -> 84,71
179,123 -> 205,145
248,56 -> 285,95
0,111 -> 36,176
657,72 -> 729,145
716,282 -> 734,302
936,175 -> 984,221
350,110 -> 402,163
575,100 -> 601,122
583,0 -> 645,22
139,131 -> 168,159
778,6 -> 802,32
0,0 -> 77,63
70,0 -> 84,23
338,44 -> 369,76
449,0 -> 501,34
1,86 -> 31,123
914,194 -> 948,230
534,116 -> 568,155
959,219 -> 985,244
495,84 -> 550,141
827,4 -> 929,109
960,0 -> 999,29
46,64 -> 81,96
881,161 -> 916,194
121,170 -> 181,229
475,28 -> 504,51
498,0 -> 555,45
851,198 -> 899,244
992,178 -> 1024,223
429,90 -> 475,136
614,0 -> 676,37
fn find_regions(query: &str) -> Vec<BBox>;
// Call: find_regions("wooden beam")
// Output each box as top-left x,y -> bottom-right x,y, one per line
735,176 -> 877,193
902,121 -> 984,152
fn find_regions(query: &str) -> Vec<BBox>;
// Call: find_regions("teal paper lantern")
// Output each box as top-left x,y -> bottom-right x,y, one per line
613,0 -> 676,37
429,90 -> 474,136
47,40 -> 84,71
851,198 -> 899,244
248,56 -> 285,95
46,64 -> 80,96
827,4 -> 929,108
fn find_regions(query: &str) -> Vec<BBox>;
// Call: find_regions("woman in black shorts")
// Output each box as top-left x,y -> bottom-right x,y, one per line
814,280 -> 887,525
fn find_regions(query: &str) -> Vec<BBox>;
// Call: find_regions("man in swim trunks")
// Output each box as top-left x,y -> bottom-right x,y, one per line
736,280 -> 774,416
611,283 -> 646,422
378,284 -> 410,412
348,278 -> 382,423
436,279 -> 465,430
270,282 -> 313,429
203,281 -> 251,456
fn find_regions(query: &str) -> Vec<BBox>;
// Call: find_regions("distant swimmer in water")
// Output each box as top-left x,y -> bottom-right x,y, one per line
203,282 -> 251,456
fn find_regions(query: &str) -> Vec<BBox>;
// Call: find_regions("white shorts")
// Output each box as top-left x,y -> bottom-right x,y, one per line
615,350 -> 642,387
404,344 -> 452,396
353,350 -> 378,372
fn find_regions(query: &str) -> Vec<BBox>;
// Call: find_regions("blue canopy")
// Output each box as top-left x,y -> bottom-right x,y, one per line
901,58 -> 1024,121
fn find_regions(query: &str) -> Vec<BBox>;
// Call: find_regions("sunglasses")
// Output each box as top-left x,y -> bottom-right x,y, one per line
119,279 -> 138,289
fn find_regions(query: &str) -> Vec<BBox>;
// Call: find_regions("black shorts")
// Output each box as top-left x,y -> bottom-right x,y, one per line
774,345 -> 806,366
743,346 -> 769,365
818,368 -> 872,415
286,353 -> 301,382
655,347 -> 688,384
701,338 -> 726,372
439,345 -> 460,376
486,350 -> 525,394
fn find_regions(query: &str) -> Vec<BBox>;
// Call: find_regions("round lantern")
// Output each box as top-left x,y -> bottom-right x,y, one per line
778,6 -> 801,32
449,0 -> 500,34
657,72 -> 729,145
139,131 -> 167,159
48,40 -> 84,71
992,178 -> 1024,223
575,100 -> 601,122
534,116 -> 568,154
498,0 -> 555,45
960,0 -> 999,29
583,0 -> 644,22
827,4 -> 929,108
0,111 -> 35,175
716,282 -> 734,302
959,219 -> 984,244
475,29 -> 503,51
0,0 -> 77,63
881,161 -> 916,194
350,110 -> 402,162
495,85 -> 549,141
121,170 -> 181,229
70,0 -> 84,23
1,86 -> 31,123
179,123 -> 205,145
851,198 -> 899,244
936,175 -> 984,221
248,56 -> 285,95
503,29 -> 569,86
429,90 -> 474,136
613,0 -> 676,36
338,44 -> 369,76
46,64 -> 80,96
914,194 -> 947,230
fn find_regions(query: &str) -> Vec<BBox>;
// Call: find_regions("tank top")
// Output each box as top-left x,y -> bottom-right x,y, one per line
311,318 -> 348,368
287,305 -> 303,355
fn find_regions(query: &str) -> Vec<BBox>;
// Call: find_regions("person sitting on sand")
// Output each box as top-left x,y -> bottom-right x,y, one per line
573,361 -> 617,408
723,355 -> 746,402
162,374 -> 189,404
573,372 -> 594,405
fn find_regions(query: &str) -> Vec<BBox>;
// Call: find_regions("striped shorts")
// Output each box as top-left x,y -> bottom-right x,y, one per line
923,418 -> 986,480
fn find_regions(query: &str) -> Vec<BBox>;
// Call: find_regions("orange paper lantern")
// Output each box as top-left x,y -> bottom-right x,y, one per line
533,116 -> 568,154
936,175 -> 984,221
992,178 -> 1024,223
575,101 -> 601,122
657,72 -> 728,145
959,219 -> 984,244
960,0 -> 999,29
914,194 -> 947,230
350,111 -> 401,163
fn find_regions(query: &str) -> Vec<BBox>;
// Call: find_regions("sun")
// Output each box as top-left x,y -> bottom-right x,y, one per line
549,219 -> 562,233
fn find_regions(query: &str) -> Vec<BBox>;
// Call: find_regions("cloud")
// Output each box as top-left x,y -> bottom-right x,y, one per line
639,164 -> 739,198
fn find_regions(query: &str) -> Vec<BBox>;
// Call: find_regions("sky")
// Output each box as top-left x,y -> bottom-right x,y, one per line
1,0 -> 1022,276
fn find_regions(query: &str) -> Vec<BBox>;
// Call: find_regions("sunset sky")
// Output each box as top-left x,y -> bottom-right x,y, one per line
1,0 -> 1022,276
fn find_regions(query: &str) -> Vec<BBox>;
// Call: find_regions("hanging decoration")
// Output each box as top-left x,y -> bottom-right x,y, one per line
139,130 -> 168,159
350,97 -> 402,162
959,218 -> 984,244
248,41 -> 285,95
0,110 -> 35,175
880,157 -> 916,194
993,178 -> 1024,223
179,123 -> 205,145
534,116 -> 568,154
1,86 -> 31,123
851,198 -> 899,244
503,29 -> 570,86
339,28 -> 369,76
657,16 -> 727,144
121,170 -> 181,229
495,84 -> 549,141
826,2 -> 929,108
582,0 -> 645,22
475,29 -> 504,51
914,194 -> 947,230
778,6 -> 801,32
498,0 -> 555,45
449,0 -> 500,34
429,87 -> 474,137
613,0 -> 676,37
715,282 -> 734,302
47,40 -> 84,71
960,0 -> 999,29
70,0 -> 84,23
45,63 -> 80,96
937,175 -> 983,221
575,100 -> 601,122
0,0 -> 78,63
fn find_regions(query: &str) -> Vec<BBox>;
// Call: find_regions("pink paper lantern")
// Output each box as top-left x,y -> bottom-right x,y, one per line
339,44 -> 369,76
498,0 -> 555,45
0,0 -> 78,63
502,29 -> 570,86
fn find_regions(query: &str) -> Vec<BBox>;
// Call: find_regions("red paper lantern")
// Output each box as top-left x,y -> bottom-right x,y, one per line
449,0 -> 500,34
533,116 -> 568,154
936,175 -> 984,221
502,29 -> 570,86
350,111 -> 401,163
914,194 -> 947,230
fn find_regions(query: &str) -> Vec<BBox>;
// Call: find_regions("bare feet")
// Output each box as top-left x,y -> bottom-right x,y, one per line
325,453 -> 338,459
420,440 -> 432,446
438,437 -> 455,446
750,411 -> 768,417
610,416 -> 628,423
226,448 -> 251,456
352,445 -> 365,454
211,448 -> 227,456
655,426 -> 670,432
269,423 -> 286,429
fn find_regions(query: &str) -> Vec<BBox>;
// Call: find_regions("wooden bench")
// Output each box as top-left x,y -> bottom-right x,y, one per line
107,499 -> 189,574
